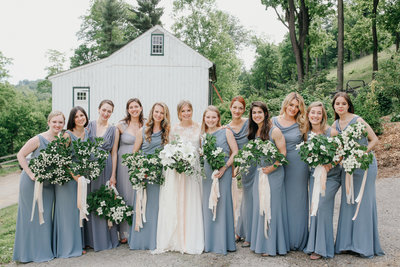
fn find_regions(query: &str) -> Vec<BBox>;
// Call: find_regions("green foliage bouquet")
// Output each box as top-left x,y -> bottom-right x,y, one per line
29,136 -> 73,185
201,133 -> 227,171
70,137 -> 108,180
87,184 -> 133,225
122,150 -> 164,189
296,132 -> 338,167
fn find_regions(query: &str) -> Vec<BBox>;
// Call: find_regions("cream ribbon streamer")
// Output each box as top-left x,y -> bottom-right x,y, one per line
352,169 -> 369,221
310,165 -> 328,216
232,177 -> 240,229
209,170 -> 220,221
77,176 -> 90,227
258,169 -> 271,239
345,172 -> 355,204
134,187 -> 147,232
106,181 -> 119,228
30,180 -> 44,224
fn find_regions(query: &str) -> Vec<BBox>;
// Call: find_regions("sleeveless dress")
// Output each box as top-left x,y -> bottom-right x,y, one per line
250,127 -> 289,255
227,120 -> 256,243
13,135 -> 55,263
334,116 -> 384,258
83,121 -> 119,251
128,128 -> 163,250
116,121 -> 136,241
304,128 -> 342,258
202,128 -> 236,255
272,116 -> 309,251
53,130 -> 87,258
155,124 -> 204,254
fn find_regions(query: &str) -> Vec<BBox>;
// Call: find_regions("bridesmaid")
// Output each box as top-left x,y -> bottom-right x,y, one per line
272,92 -> 309,251
201,105 -> 238,255
53,106 -> 88,258
128,102 -> 170,250
13,111 -> 64,263
116,98 -> 144,243
84,100 -> 119,251
333,92 -> 384,258
249,101 -> 289,256
226,96 -> 254,247
303,102 -> 341,259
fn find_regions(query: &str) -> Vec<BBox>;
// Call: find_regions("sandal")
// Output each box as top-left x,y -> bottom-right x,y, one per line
235,235 -> 242,243
310,253 -> 321,260
261,253 -> 269,257
120,238 -> 128,244
241,242 -> 250,248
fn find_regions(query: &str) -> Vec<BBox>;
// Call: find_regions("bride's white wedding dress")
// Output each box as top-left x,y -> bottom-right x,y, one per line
153,123 -> 204,254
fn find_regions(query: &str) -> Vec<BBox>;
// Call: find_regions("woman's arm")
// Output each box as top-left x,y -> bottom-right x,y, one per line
262,128 -> 287,175
357,117 -> 379,152
132,127 -> 144,153
214,129 -> 238,179
17,136 -> 40,181
109,127 -> 120,186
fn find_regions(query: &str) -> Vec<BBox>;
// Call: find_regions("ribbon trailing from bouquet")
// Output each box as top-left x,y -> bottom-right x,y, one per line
77,176 -> 90,227
258,169 -> 271,239
106,181 -> 119,228
232,177 -> 240,227
352,169 -> 369,221
209,170 -> 220,221
310,165 -> 328,216
345,172 -> 355,205
30,180 -> 44,224
134,187 -> 147,232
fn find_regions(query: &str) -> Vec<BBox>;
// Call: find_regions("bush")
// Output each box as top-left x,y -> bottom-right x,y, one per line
391,113 -> 400,122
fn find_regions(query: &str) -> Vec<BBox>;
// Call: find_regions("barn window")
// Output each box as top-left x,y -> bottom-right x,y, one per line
151,34 -> 164,55
77,92 -> 87,100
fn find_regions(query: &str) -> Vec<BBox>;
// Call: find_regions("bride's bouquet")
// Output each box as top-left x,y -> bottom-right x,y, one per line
159,136 -> 197,175
234,139 -> 288,180
122,150 -> 164,189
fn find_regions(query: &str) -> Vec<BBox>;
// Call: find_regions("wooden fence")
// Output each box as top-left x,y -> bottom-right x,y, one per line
0,153 -> 19,169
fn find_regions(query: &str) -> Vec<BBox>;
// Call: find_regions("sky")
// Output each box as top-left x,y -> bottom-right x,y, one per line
0,0 -> 287,84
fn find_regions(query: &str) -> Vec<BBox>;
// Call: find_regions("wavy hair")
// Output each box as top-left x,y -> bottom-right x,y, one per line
280,92 -> 307,135
248,101 -> 271,141
201,105 -> 221,134
305,101 -> 328,140
122,98 -> 144,126
145,102 -> 170,145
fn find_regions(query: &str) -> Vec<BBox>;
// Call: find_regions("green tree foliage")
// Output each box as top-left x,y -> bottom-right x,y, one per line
0,51 -> 12,82
380,0 -> 400,51
45,49 -> 67,77
128,0 -> 164,35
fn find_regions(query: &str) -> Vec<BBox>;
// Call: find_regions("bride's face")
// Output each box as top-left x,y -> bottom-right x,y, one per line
204,110 -> 219,129
179,104 -> 192,122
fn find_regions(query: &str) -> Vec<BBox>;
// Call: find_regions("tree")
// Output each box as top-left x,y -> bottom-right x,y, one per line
381,0 -> 400,51
0,51 -> 12,82
337,0 -> 344,91
372,0 -> 380,74
128,0 -> 164,35
45,49 -> 67,77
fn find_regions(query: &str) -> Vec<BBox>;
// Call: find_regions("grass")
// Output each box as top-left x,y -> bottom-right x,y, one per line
327,45 -> 396,86
0,166 -> 20,177
0,204 -> 17,264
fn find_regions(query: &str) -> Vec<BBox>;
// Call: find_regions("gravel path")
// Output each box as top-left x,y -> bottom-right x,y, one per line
4,177 -> 400,267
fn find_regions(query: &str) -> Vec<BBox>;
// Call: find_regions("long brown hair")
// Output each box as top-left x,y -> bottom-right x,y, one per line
248,101 -> 271,141
280,92 -> 307,135
201,105 -> 221,134
122,98 -> 144,126
145,102 -> 170,145
305,101 -> 328,140
332,92 -> 354,120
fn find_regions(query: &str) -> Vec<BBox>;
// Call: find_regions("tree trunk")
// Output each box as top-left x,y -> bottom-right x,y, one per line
287,0 -> 304,84
337,0 -> 344,91
372,0 -> 379,77
395,32 -> 400,52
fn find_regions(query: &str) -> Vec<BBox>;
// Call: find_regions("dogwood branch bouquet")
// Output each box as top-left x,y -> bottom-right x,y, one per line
201,133 -> 227,171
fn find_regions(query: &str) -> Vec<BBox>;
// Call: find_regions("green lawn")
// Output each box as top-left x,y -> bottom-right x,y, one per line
0,204 -> 17,264
0,166 -> 20,177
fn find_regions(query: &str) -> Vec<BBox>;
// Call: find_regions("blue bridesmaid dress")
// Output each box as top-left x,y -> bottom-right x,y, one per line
272,116 -> 309,251
13,135 -> 55,263
228,120 -> 256,243
250,127 -> 289,255
53,130 -> 87,258
334,116 -> 384,258
202,128 -> 236,255
128,128 -> 163,250
84,121 -> 119,251
304,128 -> 342,258
116,122 -> 136,241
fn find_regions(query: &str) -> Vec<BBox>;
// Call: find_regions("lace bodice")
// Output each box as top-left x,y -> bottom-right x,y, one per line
170,123 -> 201,149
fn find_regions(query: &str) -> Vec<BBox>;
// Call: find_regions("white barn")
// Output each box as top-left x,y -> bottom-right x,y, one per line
49,25 -> 216,124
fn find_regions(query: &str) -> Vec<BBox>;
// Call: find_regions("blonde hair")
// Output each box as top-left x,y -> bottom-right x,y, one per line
305,101 -> 328,140
177,100 -> 193,121
280,92 -> 307,135
145,102 -> 170,145
201,105 -> 221,134
47,110 -> 65,123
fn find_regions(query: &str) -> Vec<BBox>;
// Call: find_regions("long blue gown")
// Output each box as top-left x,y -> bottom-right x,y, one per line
116,122 -> 136,241
228,120 -> 256,243
128,128 -> 163,250
334,116 -> 384,258
250,127 -> 289,255
272,116 -> 309,251
304,128 -> 342,258
202,128 -> 236,255
53,130 -> 87,258
13,135 -> 54,263
84,121 -> 119,251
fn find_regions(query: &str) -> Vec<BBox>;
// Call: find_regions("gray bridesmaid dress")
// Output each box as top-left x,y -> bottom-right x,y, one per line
202,128 -> 236,255
116,122 -> 136,241
304,128 -> 342,258
228,120 -> 256,243
250,127 -> 289,255
53,130 -> 87,258
83,121 -> 119,251
13,135 -> 55,263
334,116 -> 384,258
272,116 -> 309,251
128,128 -> 163,250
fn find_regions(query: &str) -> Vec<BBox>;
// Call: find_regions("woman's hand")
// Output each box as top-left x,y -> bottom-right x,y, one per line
323,164 -> 332,173
29,174 -> 36,181
261,165 -> 276,175
109,175 -> 117,187
232,166 -> 239,178
215,166 -> 227,179
72,174 -> 81,182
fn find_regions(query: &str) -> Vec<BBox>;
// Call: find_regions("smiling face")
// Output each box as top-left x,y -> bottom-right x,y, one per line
128,100 -> 142,119
204,110 -> 219,129
285,99 -> 300,118
179,104 -> 193,122
308,106 -> 323,126
252,106 -> 265,126
98,103 -> 113,121
152,104 -> 165,123
334,96 -> 349,116
230,100 -> 245,119
74,110 -> 87,128
48,114 -> 65,134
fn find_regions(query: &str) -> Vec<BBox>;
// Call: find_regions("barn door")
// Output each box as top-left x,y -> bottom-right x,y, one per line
73,87 -> 90,118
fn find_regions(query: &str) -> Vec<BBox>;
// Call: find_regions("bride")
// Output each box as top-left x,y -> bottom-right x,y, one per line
154,100 -> 204,254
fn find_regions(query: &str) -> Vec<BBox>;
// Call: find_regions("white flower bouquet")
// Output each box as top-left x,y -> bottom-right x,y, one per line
296,132 -> 338,167
159,137 -> 197,175
201,133 -> 227,171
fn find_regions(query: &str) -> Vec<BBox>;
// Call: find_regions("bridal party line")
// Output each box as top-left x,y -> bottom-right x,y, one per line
13,92 -> 384,264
